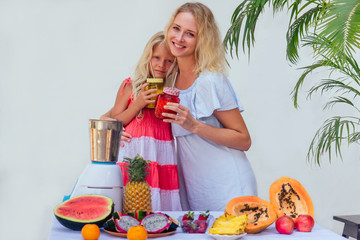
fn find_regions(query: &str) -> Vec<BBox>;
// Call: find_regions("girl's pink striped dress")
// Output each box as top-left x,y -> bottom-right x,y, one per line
117,78 -> 182,211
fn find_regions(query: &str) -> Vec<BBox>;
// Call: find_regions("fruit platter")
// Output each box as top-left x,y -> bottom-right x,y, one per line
49,175 -> 347,240
103,210 -> 179,238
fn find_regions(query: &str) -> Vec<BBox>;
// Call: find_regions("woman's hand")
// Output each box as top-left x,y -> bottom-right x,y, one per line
162,102 -> 251,151
120,129 -> 132,147
162,102 -> 200,132
132,83 -> 158,110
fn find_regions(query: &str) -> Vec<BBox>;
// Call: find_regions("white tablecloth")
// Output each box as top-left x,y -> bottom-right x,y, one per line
48,211 -> 346,240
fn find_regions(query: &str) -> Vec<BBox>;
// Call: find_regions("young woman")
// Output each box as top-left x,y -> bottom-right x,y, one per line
162,2 -> 258,211
101,31 -> 181,211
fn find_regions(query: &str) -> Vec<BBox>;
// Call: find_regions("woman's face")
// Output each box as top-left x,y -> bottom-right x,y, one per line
150,43 -> 174,79
167,12 -> 198,58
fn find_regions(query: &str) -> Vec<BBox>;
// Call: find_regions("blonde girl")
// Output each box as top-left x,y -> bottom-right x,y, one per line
101,31 -> 181,211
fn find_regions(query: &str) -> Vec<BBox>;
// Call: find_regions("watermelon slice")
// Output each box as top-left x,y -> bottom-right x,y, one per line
54,194 -> 114,230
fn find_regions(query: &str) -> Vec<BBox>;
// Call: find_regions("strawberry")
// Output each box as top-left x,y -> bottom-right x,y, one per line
198,210 -> 210,220
197,221 -> 207,229
182,210 -> 195,222
195,226 -> 207,233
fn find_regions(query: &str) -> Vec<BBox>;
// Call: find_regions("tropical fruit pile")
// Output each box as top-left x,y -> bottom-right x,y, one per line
225,176 -> 315,234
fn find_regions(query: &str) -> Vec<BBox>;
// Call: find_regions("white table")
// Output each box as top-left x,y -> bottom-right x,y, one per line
48,211 -> 346,240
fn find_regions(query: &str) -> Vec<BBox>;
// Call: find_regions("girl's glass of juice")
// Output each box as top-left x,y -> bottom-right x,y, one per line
145,78 -> 164,108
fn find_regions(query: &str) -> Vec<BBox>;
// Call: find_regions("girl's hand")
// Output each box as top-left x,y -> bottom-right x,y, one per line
133,83 -> 158,110
100,116 -> 116,121
162,102 -> 199,132
120,129 -> 132,147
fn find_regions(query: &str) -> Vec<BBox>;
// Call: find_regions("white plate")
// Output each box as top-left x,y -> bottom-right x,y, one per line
205,232 -> 247,240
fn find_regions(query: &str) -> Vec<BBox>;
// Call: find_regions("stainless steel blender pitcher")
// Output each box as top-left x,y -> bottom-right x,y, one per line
69,119 -> 124,212
89,119 -> 123,162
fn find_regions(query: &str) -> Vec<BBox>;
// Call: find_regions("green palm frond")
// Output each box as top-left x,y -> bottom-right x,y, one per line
292,51 -> 360,108
315,0 -> 360,62
308,116 -> 360,165
225,0 -> 360,164
286,5 -> 327,64
324,96 -> 357,110
291,59 -> 329,108
224,0 -> 290,58
350,131 -> 360,143
308,78 -> 360,100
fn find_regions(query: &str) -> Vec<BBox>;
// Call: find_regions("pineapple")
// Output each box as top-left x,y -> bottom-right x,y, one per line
209,214 -> 248,235
122,154 -> 152,213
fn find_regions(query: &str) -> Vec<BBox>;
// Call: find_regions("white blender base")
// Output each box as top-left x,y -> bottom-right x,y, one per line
70,163 -> 123,212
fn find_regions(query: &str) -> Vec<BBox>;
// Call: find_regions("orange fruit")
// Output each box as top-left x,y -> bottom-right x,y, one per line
127,225 -> 148,240
81,224 -> 101,240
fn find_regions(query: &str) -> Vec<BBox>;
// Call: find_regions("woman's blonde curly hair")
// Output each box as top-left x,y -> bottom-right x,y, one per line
164,2 -> 226,84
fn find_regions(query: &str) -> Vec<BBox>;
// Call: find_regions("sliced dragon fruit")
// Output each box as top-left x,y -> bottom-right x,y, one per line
115,214 -> 140,233
164,213 -> 179,232
140,212 -> 171,233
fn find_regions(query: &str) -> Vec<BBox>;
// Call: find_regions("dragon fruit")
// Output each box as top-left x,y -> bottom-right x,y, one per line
115,215 -> 140,233
140,212 -> 172,233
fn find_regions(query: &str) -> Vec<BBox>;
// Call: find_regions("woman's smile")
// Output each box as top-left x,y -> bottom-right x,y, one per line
167,12 -> 198,58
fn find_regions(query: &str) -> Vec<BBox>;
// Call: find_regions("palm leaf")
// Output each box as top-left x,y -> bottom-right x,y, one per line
291,59 -> 329,108
307,116 -> 359,165
292,51 -> 360,108
286,4 -> 327,64
224,0 -> 290,58
308,78 -> 360,99
315,0 -> 360,63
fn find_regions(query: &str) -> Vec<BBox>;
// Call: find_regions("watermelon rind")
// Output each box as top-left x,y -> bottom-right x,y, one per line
54,194 -> 114,231
140,213 -> 171,233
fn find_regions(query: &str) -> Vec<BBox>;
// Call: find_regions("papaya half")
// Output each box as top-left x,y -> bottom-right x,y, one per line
269,176 -> 314,220
225,196 -> 277,234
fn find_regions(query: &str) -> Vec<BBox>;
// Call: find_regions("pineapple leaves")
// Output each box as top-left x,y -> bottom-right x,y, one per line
123,154 -> 150,182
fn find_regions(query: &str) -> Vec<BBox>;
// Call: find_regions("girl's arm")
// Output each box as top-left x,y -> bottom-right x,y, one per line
162,103 -> 251,151
110,82 -> 158,125
100,108 -> 115,120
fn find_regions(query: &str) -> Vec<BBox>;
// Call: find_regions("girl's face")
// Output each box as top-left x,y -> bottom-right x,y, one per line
150,43 -> 175,79
167,12 -> 198,58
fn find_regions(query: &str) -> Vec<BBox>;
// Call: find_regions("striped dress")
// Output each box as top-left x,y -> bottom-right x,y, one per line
117,78 -> 182,211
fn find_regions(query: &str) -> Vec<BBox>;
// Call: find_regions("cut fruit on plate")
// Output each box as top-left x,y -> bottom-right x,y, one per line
103,229 -> 176,238
206,232 -> 247,240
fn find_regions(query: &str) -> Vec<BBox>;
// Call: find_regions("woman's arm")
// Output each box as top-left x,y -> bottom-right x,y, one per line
162,103 -> 251,151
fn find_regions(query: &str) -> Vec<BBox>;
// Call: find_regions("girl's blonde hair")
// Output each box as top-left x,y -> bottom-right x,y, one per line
164,2 -> 226,78
131,31 -> 174,98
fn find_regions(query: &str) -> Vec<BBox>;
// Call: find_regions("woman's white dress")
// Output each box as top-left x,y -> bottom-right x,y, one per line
172,71 -> 258,211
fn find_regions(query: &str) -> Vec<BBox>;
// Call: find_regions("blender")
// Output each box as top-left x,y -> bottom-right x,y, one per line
67,119 -> 124,212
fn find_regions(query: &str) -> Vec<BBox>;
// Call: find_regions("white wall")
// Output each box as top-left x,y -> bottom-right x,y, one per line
1,1 -> 358,239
